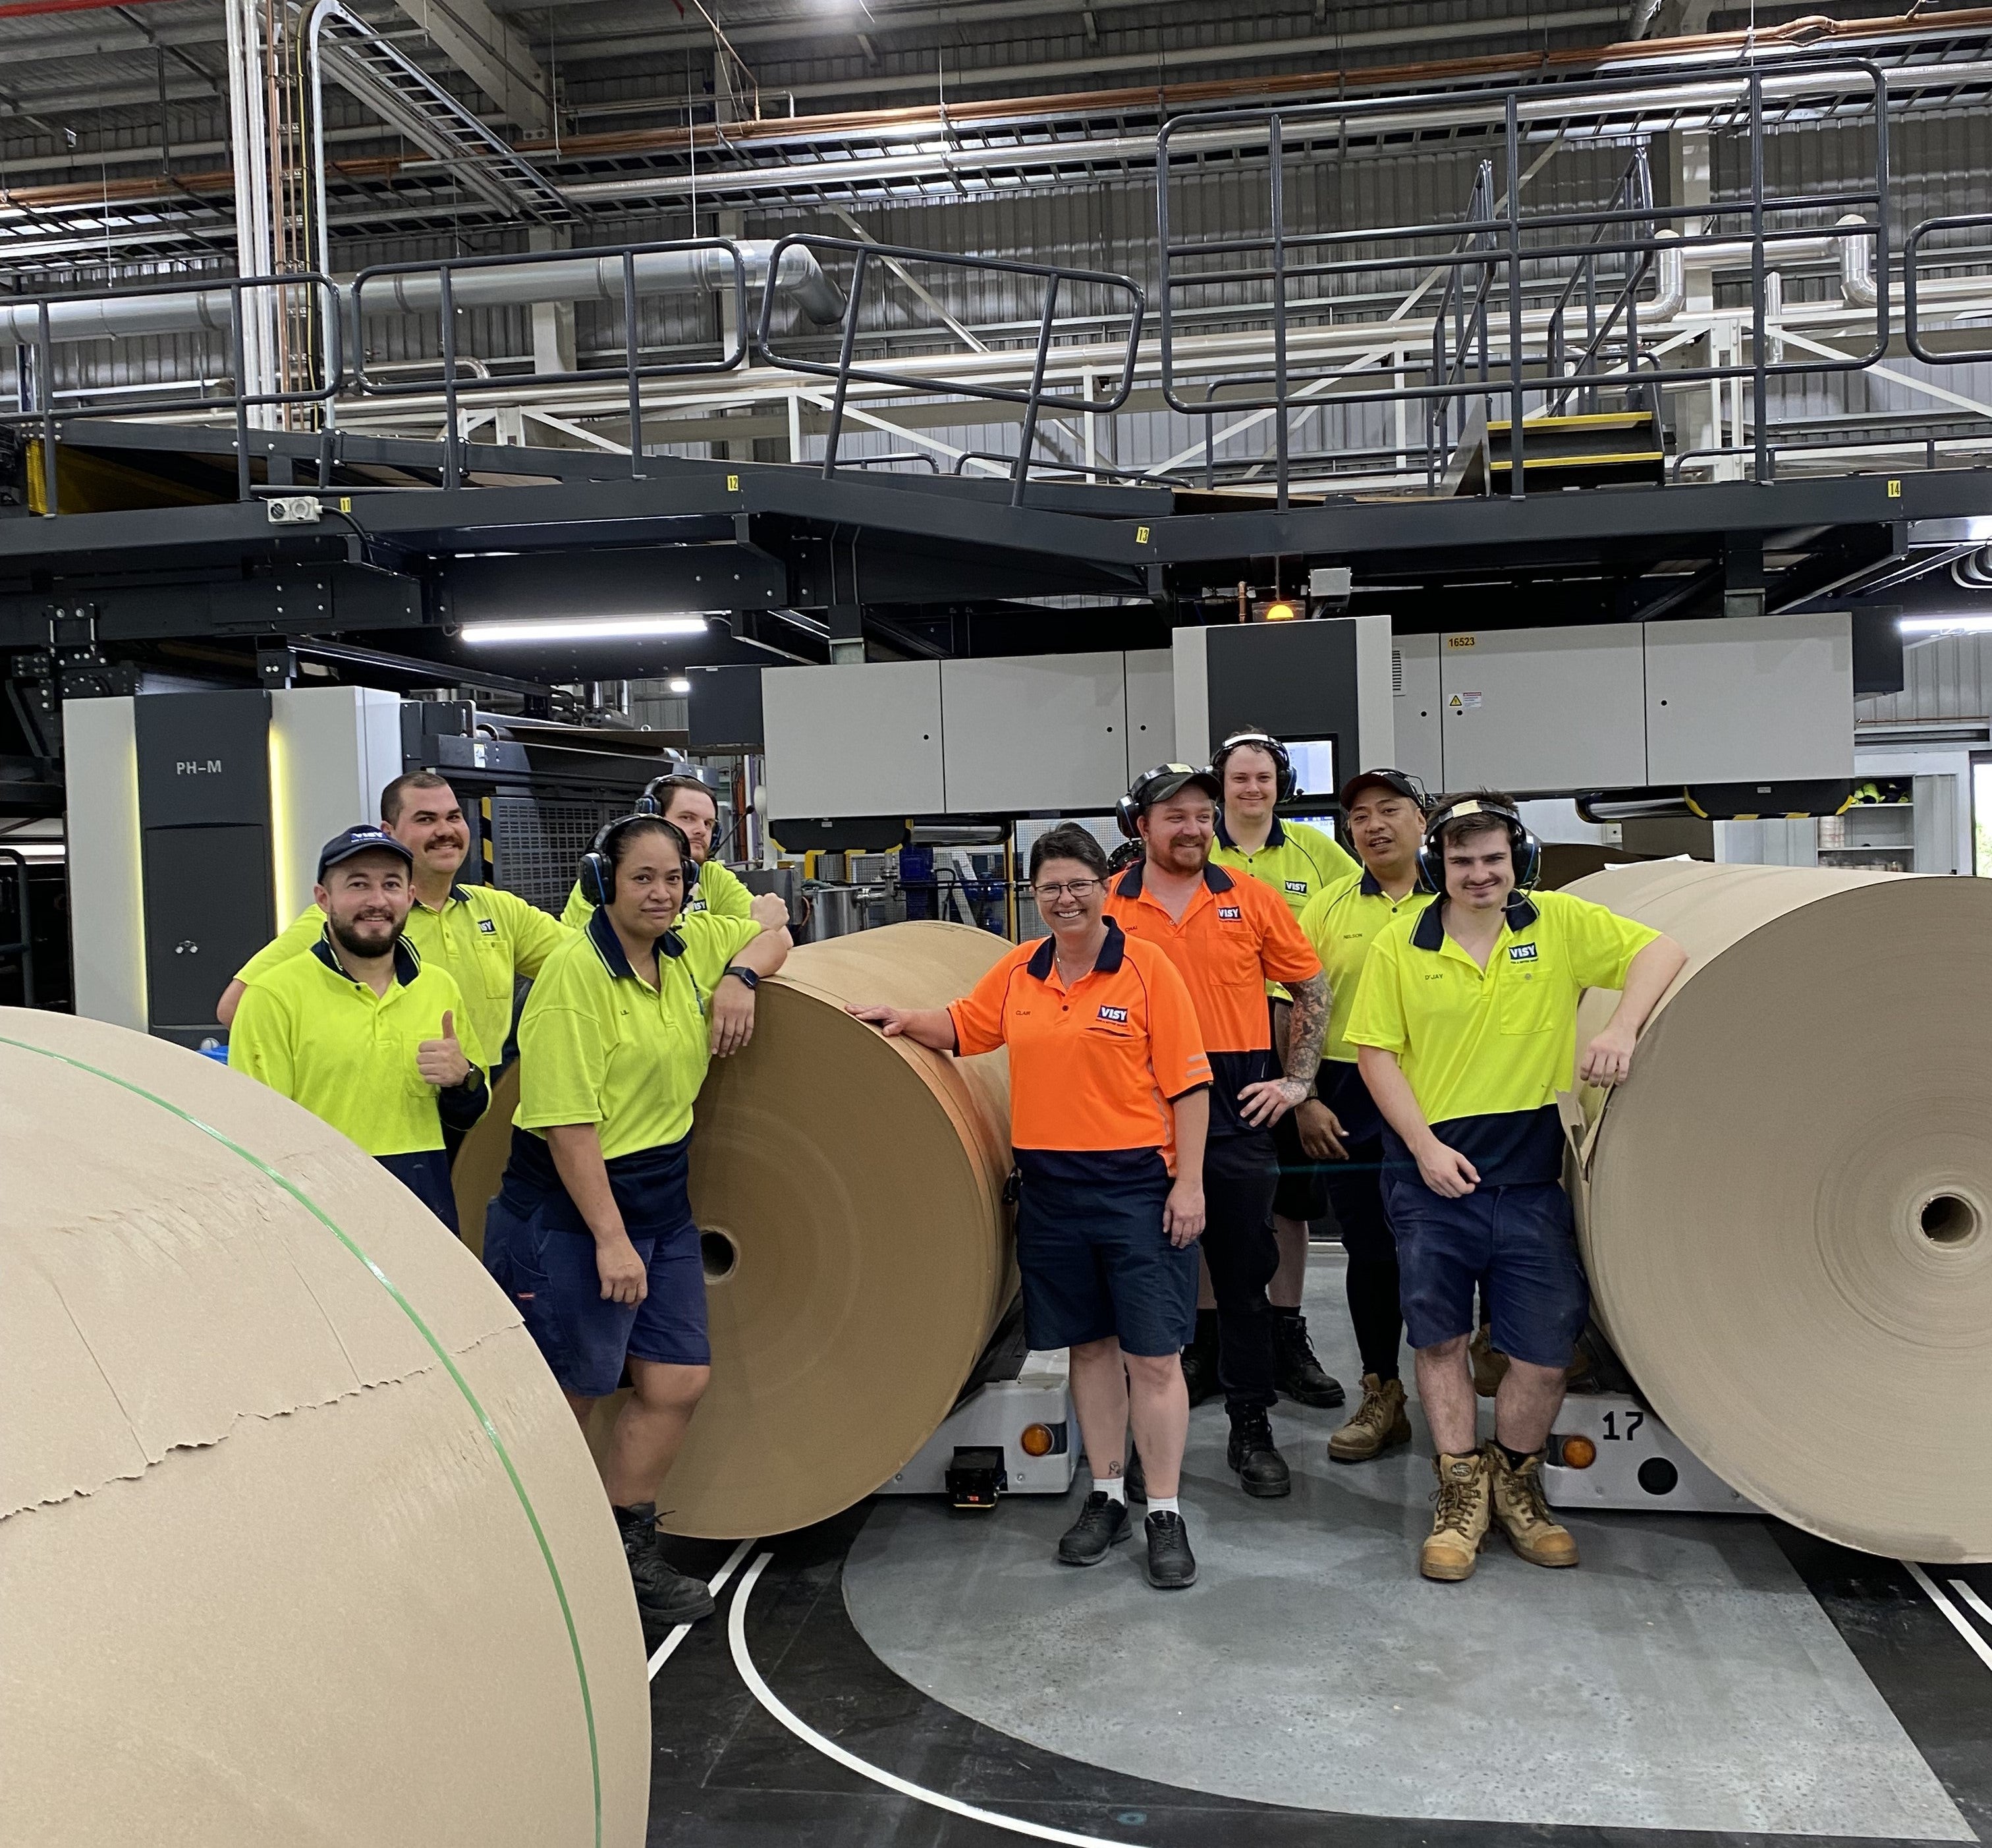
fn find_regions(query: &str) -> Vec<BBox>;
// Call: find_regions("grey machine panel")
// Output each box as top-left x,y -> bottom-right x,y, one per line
761,661 -> 946,820
1122,648 -> 1176,781
941,652 -> 1129,812
1393,634 -> 1443,793
133,690 -> 275,1044
1643,613 -> 1853,785
1438,623 -> 1647,793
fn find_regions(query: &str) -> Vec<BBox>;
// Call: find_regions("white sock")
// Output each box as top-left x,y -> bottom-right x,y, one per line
1148,1494 -> 1180,1518
1096,1472 -> 1127,1504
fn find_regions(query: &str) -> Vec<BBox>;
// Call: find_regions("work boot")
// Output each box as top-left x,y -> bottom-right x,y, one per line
615,1501 -> 715,1629
1328,1372 -> 1413,1463
1470,1323 -> 1510,1398
1485,1443 -> 1580,1569
1180,1312 -> 1221,1407
1273,1310 -> 1346,1408
1124,1446 -> 1147,1505
1225,1408 -> 1292,1498
1144,1510 -> 1198,1589
1057,1491 -> 1132,1566
1420,1451 -> 1492,1582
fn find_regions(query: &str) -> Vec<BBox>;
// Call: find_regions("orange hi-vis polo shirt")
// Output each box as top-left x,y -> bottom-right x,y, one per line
1105,860 -> 1322,1139
950,918 -> 1211,1173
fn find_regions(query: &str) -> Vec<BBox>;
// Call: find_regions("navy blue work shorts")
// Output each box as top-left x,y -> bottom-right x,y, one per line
377,1149 -> 459,1235
484,1131 -> 710,1397
1380,1174 -> 1590,1368
1013,1149 -> 1197,1358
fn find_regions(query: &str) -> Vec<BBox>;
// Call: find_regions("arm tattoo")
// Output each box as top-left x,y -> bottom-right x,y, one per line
1283,973 -> 1329,1086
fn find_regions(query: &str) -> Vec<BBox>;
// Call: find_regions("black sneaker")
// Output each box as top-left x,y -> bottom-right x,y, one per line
1226,1410 -> 1293,1498
615,1501 -> 715,1629
1274,1311 -> 1346,1409
1057,1491 -> 1132,1565
1144,1510 -> 1198,1589
1124,1447 -> 1148,1505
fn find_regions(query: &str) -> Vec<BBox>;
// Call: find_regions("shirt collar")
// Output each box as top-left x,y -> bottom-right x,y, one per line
1112,861 -> 1234,903
1024,914 -> 1128,982
1360,868 -> 1385,897
1214,814 -> 1285,851
586,903 -> 685,980
312,927 -> 421,989
1410,892 -> 1541,952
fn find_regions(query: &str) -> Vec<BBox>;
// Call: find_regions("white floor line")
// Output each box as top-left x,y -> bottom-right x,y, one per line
1902,1562 -> 1992,1674
647,1537 -> 756,1680
1946,1577 -> 1992,1640
728,1550 -> 1151,1847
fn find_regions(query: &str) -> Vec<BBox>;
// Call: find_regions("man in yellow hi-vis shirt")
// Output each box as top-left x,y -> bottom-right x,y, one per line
1348,791 -> 1684,1584
229,826 -> 490,1231
218,771 -> 569,1071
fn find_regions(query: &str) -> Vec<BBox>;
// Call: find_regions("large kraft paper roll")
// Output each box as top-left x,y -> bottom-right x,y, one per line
2,1008 -> 650,1848
1564,861 -> 1992,1562
454,921 -> 1015,1540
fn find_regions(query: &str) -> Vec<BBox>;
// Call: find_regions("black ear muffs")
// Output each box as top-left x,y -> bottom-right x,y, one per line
579,815 -> 692,909
1115,791 -> 1143,841
1213,729 -> 1296,803
1416,797 -> 1541,896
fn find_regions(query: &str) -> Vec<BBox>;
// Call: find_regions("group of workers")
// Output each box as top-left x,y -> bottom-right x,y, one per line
217,724 -> 1684,1626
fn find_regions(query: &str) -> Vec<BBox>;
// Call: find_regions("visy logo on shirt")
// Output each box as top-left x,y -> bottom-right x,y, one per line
478,917 -> 499,934
1097,1005 -> 1130,1023
1507,942 -> 1539,961
1284,880 -> 1308,893
1217,906 -> 1243,920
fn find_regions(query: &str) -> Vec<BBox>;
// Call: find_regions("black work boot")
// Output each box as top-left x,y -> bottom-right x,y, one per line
1180,1310 -> 1221,1407
1057,1491 -> 1132,1566
615,1500 -> 715,1630
1124,1446 -> 1148,1504
1273,1308 -> 1346,1408
1225,1408 -> 1292,1498
1144,1509 -> 1198,1588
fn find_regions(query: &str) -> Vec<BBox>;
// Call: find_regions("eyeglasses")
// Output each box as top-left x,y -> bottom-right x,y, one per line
1033,879 -> 1102,900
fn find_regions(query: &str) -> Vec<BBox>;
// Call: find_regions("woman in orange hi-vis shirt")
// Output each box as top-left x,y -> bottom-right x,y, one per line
848,824 -> 1213,1592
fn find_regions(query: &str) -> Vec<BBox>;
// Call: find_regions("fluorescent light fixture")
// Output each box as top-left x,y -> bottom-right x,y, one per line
460,615 -> 713,644
667,676 -> 692,694
1898,614 -> 1992,636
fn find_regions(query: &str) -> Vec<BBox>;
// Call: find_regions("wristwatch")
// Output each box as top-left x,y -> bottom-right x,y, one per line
723,965 -> 760,991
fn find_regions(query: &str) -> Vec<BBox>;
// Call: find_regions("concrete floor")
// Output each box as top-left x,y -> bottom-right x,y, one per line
843,1251 -> 1973,1839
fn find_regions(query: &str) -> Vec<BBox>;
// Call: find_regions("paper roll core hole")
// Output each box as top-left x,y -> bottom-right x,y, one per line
700,1229 -> 740,1282
1918,1193 -> 1980,1248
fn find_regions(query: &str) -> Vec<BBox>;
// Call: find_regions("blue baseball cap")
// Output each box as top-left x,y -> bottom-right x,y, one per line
318,824 -> 415,881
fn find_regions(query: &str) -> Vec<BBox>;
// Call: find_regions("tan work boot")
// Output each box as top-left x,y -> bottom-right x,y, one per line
1420,1450 -> 1491,1582
1470,1323 -> 1509,1397
1485,1442 -> 1580,1568
1328,1373 -> 1412,1463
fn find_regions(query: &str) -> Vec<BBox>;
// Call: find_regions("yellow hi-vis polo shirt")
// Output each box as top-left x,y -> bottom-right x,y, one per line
237,882 -> 570,1061
514,905 -> 761,1161
229,934 -> 489,1156
1209,816 -> 1357,922
1300,869 -> 1435,1066
1345,887 -> 1659,1185
559,855 -> 752,932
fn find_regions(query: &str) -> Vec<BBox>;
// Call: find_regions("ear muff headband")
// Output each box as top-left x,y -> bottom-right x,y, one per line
1213,729 -> 1296,803
1117,763 -> 1218,841
1415,797 -> 1541,895
579,814 -> 692,909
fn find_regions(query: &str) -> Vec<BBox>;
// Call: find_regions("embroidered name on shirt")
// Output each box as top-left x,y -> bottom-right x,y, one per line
1508,943 -> 1539,961
1217,906 -> 1242,920
1097,1005 -> 1130,1023
478,918 -> 498,934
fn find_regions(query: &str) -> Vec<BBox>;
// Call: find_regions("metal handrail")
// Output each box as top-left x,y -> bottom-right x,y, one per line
753,233 -> 1146,507
350,238 -> 750,490
1157,56 -> 1894,497
0,849 -> 36,1011
1904,211 -> 1992,365
0,271 -> 343,513
950,449 -> 1169,485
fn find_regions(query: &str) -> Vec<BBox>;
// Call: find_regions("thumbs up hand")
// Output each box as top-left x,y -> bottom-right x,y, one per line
418,1009 -> 474,1088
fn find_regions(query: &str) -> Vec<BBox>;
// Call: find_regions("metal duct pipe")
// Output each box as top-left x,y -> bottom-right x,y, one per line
1839,215 -> 1878,308
0,240 -> 845,349
1954,546 -> 1992,588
